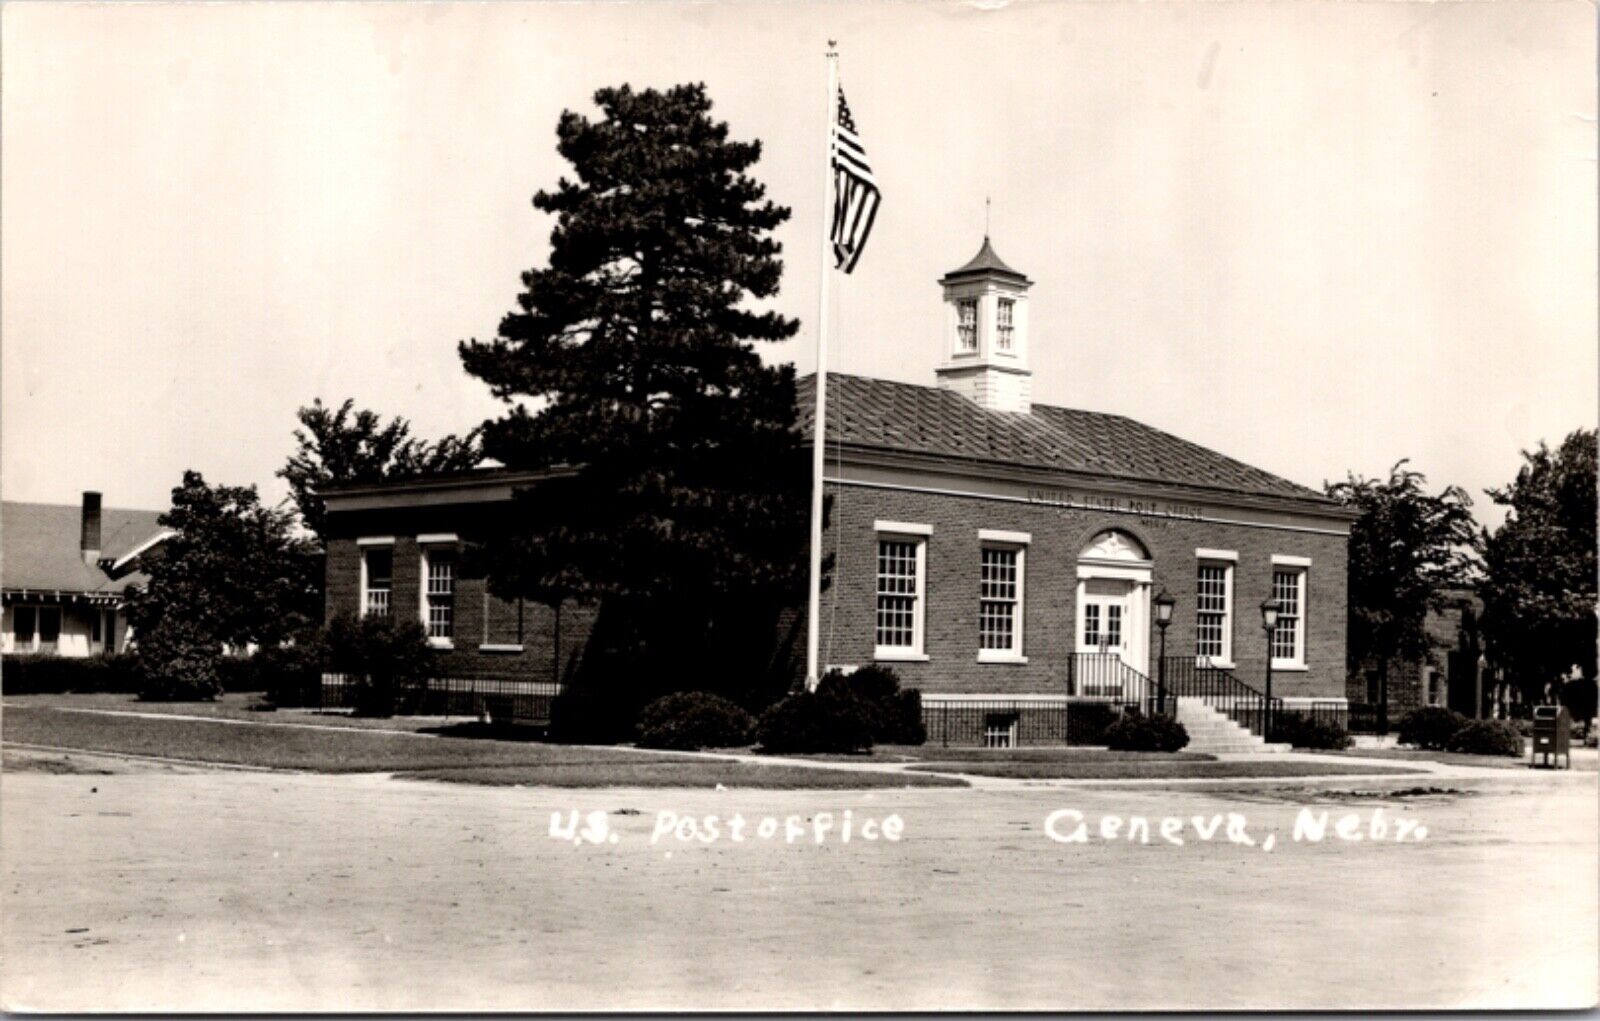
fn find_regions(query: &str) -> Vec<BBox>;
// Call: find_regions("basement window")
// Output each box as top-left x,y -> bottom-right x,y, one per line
983,713 -> 1018,749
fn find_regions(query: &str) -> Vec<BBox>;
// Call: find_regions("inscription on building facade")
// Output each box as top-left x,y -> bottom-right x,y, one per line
1025,486 -> 1204,522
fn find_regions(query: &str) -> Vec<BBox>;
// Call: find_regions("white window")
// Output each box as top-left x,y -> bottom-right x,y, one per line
362,547 -> 393,618
956,299 -> 978,352
10,605 -> 62,653
875,535 -> 927,659
983,713 -> 1018,749
1271,568 -> 1307,668
421,546 -> 456,644
996,298 -> 1015,351
1195,561 -> 1234,665
979,546 -> 1025,659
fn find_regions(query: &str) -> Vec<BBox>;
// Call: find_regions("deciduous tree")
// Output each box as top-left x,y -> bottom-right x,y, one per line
279,398 -> 482,539
1479,429 -> 1597,703
126,471 -> 322,698
1326,462 -> 1479,708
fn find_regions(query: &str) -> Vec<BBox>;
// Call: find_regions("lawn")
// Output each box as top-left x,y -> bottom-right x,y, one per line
1331,746 -> 1598,772
1,706 -> 962,788
803,746 -> 1214,763
1,692 -> 447,733
906,759 -> 1425,780
403,763 -> 963,789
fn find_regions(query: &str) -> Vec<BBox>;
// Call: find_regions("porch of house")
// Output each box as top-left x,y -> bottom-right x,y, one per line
1,593 -> 123,658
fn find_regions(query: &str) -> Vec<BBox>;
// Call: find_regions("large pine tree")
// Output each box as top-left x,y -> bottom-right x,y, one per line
459,83 -> 808,701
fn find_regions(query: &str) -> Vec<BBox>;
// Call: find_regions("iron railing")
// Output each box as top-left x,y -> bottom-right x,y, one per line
1156,656 -> 1275,737
1065,653 -> 1152,701
320,674 -> 563,724
1346,701 -> 1390,735
922,698 -> 1139,748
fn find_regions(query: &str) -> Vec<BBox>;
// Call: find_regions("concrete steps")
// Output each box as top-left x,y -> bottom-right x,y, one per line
1174,698 -> 1290,754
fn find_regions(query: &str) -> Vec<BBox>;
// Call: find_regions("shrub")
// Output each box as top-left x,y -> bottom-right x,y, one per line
2,654 -> 140,694
1067,702 -> 1121,745
1445,718 -> 1524,757
134,619 -> 224,701
636,691 -> 755,751
323,614 -> 432,717
1561,676 -> 1597,724
545,689 -> 646,744
1270,711 -> 1352,750
215,655 -> 262,692
755,686 -> 875,755
890,689 -> 927,745
255,635 -> 327,707
1104,711 -> 1190,753
815,665 -> 926,746
1396,706 -> 1468,751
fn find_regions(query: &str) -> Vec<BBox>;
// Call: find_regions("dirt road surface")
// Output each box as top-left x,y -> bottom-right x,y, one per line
3,761 -> 1594,1011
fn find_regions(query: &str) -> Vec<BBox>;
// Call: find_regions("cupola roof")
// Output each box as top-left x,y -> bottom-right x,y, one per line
940,236 -> 1031,285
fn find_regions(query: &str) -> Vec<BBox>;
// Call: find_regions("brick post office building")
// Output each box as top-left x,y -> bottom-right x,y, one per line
321,239 -> 1355,747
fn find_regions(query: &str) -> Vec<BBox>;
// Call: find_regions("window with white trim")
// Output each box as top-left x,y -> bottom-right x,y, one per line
875,537 -> 925,656
1195,562 -> 1233,664
422,546 -> 456,642
956,299 -> 978,352
996,298 -> 1015,351
979,546 -> 1023,655
362,548 -> 392,618
1271,568 -> 1306,666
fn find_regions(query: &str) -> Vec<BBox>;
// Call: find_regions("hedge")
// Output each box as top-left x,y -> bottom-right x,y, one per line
1104,712 -> 1190,752
1270,711 -> 1353,750
2,654 -> 141,694
1396,706 -> 1469,751
636,691 -> 755,751
756,686 -> 876,755
1445,719 -> 1523,757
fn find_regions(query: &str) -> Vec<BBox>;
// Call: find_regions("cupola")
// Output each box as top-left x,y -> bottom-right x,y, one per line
934,236 -> 1033,414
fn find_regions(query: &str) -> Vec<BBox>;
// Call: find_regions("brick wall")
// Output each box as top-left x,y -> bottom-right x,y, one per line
810,482 -> 1348,700
322,479 -> 1349,701
1346,595 -> 1479,710
323,502 -> 595,686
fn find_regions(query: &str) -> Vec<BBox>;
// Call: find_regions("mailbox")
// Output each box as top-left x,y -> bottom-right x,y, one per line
1531,705 -> 1571,769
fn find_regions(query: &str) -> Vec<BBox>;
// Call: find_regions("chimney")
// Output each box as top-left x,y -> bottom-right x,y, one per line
80,491 -> 102,565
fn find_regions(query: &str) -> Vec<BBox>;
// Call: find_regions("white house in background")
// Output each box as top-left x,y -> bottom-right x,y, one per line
1,492 -> 171,657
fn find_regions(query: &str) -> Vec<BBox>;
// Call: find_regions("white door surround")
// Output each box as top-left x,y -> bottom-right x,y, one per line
1075,530 -> 1153,678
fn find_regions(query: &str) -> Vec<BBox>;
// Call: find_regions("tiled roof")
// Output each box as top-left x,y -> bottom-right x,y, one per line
2,502 -> 167,595
796,374 -> 1330,504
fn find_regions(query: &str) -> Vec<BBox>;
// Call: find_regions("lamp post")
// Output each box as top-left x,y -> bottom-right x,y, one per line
1154,589 -> 1176,716
1260,597 -> 1281,739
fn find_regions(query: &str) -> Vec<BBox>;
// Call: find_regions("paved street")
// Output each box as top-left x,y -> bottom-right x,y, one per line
3,758 -> 1594,1011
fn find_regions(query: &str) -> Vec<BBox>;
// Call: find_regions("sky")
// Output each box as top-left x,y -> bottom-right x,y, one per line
3,1 -> 1594,529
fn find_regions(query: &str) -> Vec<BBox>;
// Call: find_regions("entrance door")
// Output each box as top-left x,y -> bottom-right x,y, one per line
1078,578 -> 1134,696
1075,530 -> 1154,696
1079,580 -> 1129,657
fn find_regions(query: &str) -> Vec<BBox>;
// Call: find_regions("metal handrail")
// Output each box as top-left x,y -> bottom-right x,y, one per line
1159,656 -> 1276,737
1066,652 -> 1151,703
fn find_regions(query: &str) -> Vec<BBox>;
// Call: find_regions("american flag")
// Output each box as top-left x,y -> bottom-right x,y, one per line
830,88 -> 880,274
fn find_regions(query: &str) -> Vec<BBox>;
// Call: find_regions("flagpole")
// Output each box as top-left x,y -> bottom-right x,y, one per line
804,42 -> 839,691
